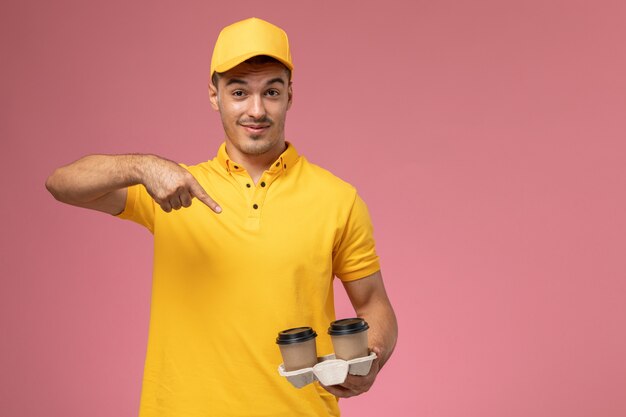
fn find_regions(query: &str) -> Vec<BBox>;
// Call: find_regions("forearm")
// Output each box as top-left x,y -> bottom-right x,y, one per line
46,154 -> 147,204
343,271 -> 398,370
357,299 -> 398,369
47,153 -> 221,215
322,275 -> 398,398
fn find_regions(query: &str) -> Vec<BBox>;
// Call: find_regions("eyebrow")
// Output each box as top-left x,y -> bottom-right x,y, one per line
266,78 -> 285,86
225,78 -> 247,87
224,77 -> 285,87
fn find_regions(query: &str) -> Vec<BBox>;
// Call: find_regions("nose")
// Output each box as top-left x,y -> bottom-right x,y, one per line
247,94 -> 266,120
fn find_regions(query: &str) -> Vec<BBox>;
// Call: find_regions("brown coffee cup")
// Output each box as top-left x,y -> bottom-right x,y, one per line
276,327 -> 318,371
328,318 -> 369,360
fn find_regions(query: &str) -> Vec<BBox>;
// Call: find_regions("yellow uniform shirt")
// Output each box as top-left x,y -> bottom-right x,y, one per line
118,142 -> 380,417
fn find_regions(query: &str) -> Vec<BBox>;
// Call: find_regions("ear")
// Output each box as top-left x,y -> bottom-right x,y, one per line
208,82 -> 219,111
287,81 -> 293,110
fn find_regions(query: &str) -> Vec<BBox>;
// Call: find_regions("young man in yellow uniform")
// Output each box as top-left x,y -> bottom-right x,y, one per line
46,17 -> 397,417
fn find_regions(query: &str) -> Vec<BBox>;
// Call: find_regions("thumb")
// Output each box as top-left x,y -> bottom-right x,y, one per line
370,346 -> 386,371
189,178 -> 222,213
371,346 -> 383,363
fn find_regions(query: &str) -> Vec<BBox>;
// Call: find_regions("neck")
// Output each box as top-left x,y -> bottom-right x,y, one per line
224,140 -> 287,184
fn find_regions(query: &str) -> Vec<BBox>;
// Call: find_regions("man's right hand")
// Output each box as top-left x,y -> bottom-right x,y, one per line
140,156 -> 221,213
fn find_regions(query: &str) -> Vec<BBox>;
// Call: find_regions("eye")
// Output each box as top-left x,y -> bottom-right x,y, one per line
266,89 -> 280,97
232,90 -> 246,97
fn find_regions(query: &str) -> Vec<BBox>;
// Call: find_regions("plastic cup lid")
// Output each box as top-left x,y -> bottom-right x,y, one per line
327,318 -> 369,336
276,327 -> 317,345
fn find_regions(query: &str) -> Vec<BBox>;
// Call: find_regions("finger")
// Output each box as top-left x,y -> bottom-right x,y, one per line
338,374 -> 371,391
179,189 -> 192,208
320,383 -> 355,398
170,186 -> 187,210
159,201 -> 172,213
189,179 -> 222,213
371,346 -> 383,358
170,195 -> 183,210
369,347 -> 383,372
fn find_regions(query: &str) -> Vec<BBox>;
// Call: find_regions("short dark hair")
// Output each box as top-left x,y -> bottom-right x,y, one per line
211,55 -> 291,88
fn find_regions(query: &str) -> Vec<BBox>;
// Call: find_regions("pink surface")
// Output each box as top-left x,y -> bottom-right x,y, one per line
2,1 -> 626,416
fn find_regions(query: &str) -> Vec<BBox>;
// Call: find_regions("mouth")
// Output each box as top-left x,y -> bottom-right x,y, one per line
240,124 -> 270,134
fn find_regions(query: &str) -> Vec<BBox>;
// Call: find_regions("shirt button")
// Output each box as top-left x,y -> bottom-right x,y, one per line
246,183 -> 251,188
253,204 -> 259,209
284,164 -> 287,169
234,165 -> 239,169
261,181 -> 266,187
275,162 -> 280,167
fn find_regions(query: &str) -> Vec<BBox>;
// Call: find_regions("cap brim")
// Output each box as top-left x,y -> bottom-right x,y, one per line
212,52 -> 293,76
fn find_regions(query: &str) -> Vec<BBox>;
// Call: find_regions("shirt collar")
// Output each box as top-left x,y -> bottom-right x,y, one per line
216,141 -> 299,174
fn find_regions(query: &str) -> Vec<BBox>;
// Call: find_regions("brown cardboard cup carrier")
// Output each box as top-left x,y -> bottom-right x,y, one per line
277,321 -> 376,388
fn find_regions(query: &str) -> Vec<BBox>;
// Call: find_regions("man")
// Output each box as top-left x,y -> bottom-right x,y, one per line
46,17 -> 397,417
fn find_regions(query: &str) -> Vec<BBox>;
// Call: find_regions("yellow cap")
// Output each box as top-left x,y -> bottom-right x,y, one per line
210,18 -> 293,78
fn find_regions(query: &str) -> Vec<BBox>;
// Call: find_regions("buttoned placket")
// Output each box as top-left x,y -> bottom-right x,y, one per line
225,156 -> 288,230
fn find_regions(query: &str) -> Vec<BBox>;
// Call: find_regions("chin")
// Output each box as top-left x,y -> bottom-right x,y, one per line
240,139 -> 276,156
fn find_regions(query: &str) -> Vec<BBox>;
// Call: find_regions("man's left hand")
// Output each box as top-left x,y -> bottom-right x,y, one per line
321,346 -> 383,398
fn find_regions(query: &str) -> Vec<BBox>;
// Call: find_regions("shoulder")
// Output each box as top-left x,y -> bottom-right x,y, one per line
297,156 -> 357,198
180,160 -> 223,181
179,160 -> 212,173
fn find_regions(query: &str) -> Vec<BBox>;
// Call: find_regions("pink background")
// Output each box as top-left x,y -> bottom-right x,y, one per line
2,0 -> 626,416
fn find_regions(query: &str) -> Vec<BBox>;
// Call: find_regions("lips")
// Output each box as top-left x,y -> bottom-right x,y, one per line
241,124 -> 270,134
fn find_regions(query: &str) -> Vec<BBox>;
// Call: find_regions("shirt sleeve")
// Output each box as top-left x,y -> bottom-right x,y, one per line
115,184 -> 156,233
332,193 -> 381,282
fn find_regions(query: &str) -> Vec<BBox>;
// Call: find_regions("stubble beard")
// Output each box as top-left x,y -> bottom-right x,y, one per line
239,138 -> 275,155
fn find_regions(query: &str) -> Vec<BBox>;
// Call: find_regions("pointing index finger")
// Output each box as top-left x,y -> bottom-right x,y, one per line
188,178 -> 222,213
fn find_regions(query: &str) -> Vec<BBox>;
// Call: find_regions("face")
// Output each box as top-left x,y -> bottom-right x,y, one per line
208,61 -> 292,159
